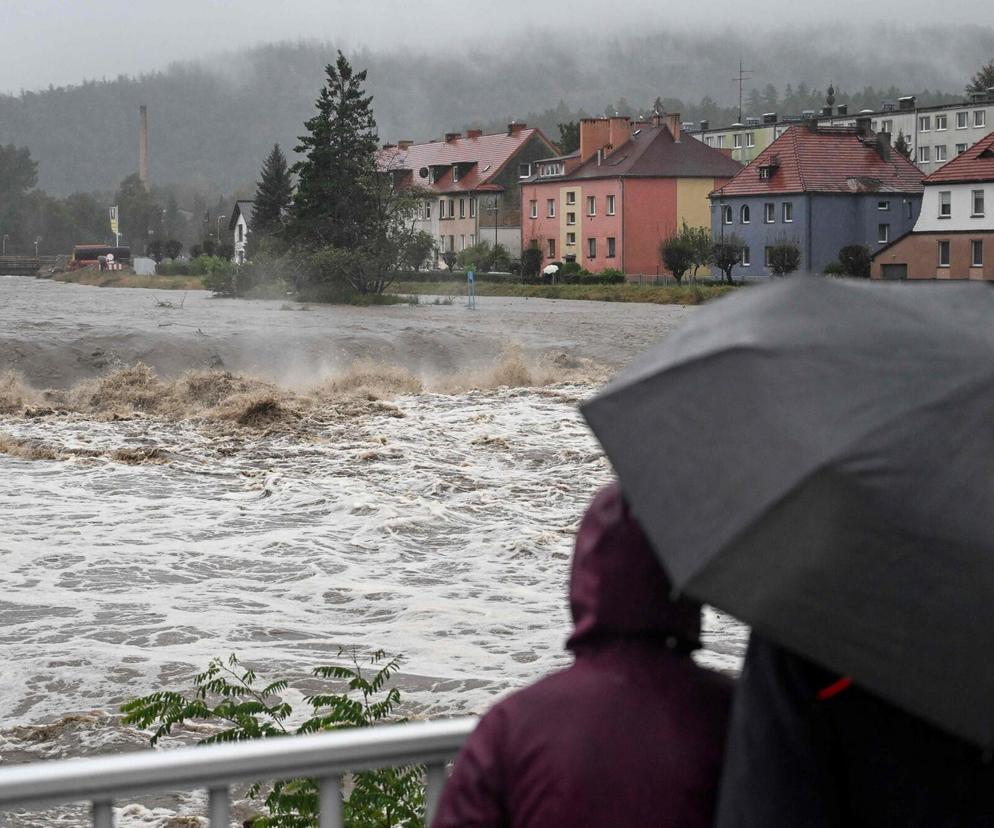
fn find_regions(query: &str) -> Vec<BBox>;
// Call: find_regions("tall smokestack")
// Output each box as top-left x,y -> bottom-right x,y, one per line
138,105 -> 150,191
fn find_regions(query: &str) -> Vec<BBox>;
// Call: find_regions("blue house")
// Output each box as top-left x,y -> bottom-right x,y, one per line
710,123 -> 925,279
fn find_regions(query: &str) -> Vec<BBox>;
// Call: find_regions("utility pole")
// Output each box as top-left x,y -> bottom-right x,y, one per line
732,59 -> 754,124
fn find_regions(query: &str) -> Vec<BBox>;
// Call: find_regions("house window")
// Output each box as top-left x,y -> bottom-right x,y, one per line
935,114 -> 948,131
447,235 -> 455,252
547,199 -> 556,218
460,235 -> 466,250
452,165 -> 460,183
470,199 -> 476,218
956,143 -> 968,155
519,163 -> 532,178
782,202 -> 793,223
448,199 -> 455,217
746,132 -> 755,148
237,224 -> 243,242
606,195 -> 616,215
722,205 -> 733,225
741,205 -> 751,224
764,246 -> 773,267
587,238 -> 597,258
459,199 -> 466,219
607,237 -> 616,258
905,201 -> 913,219
975,111 -> 987,128
764,203 -> 775,223
566,212 -> 576,226
972,240 -> 984,267
878,201 -> 891,211
938,240 -> 950,267
566,232 -> 576,246
881,119 -> 893,133
919,116 -> 931,131
919,146 -> 931,163
424,202 -> 432,220
587,196 -> 596,216
939,191 -> 952,218
705,136 -> 714,146
529,200 -> 538,219
973,190 -> 986,217
878,223 -> 890,244
741,246 -> 751,266
439,199 -> 446,219
715,135 -> 725,148
957,111 -> 969,129
547,238 -> 556,257
566,191 -> 576,205
733,134 -> 743,148
934,145 -> 947,163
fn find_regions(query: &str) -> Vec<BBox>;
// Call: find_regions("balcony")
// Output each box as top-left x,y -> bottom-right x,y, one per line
0,717 -> 475,827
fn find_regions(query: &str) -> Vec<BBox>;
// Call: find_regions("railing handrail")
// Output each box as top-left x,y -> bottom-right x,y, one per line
0,717 -> 476,812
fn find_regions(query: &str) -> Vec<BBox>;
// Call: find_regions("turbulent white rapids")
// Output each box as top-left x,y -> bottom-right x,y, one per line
0,276 -> 745,826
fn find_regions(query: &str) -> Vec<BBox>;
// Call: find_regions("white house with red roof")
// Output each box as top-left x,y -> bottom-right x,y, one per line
378,123 -> 557,266
872,129 -> 994,280
711,122 -> 924,279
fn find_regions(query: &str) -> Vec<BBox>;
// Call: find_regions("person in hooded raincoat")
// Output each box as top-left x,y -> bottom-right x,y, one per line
715,635 -> 994,828
431,482 -> 733,828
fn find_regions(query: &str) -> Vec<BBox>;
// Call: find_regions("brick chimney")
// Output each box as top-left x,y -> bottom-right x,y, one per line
665,112 -> 681,142
445,132 -> 461,143
876,131 -> 892,161
398,139 -> 414,150
651,112 -> 664,127
607,116 -> 631,150
138,105 -> 150,191
466,129 -> 483,139
507,121 -> 527,135
382,143 -> 397,150
579,118 -> 612,163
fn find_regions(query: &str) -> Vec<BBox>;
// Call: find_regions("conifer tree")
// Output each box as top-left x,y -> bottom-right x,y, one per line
967,60 -> 994,94
251,143 -> 293,243
288,51 -> 379,248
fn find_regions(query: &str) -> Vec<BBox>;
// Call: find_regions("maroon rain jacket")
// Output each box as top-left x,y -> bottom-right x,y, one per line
431,483 -> 733,828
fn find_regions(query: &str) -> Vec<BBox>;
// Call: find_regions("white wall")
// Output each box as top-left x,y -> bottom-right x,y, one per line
915,182 -> 992,232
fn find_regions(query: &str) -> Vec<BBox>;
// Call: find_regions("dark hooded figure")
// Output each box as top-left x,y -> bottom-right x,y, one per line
715,635 -> 994,828
431,482 -> 733,828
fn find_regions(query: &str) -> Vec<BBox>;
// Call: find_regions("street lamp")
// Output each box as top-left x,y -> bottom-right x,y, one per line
34,236 -> 42,257
2,234 -> 7,255
216,215 -> 226,245
488,197 -> 499,250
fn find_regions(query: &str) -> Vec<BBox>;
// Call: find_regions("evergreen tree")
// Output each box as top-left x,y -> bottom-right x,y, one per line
967,59 -> 994,94
557,122 -> 580,155
894,130 -> 913,161
114,173 -> 162,252
252,143 -> 294,241
288,51 -> 380,249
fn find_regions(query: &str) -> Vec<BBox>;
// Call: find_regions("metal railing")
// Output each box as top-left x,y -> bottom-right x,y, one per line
0,717 -> 476,827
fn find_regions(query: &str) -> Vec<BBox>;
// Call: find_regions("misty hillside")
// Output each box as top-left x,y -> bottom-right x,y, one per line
1,24 -> 990,196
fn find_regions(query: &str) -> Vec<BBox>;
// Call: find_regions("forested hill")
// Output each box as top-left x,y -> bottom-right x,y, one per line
2,23 -> 989,196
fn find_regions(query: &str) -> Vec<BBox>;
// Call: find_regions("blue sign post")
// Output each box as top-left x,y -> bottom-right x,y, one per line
467,270 -> 477,310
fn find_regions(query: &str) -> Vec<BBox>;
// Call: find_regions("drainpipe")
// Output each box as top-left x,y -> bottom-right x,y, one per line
620,177 -> 626,275
806,196 -> 813,273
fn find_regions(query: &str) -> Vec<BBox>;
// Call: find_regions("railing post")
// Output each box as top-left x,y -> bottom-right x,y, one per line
318,776 -> 344,828
424,763 -> 448,825
208,786 -> 229,827
92,800 -> 114,828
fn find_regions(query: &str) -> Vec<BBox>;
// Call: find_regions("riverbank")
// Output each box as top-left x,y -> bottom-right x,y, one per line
51,270 -> 204,290
391,280 -> 738,305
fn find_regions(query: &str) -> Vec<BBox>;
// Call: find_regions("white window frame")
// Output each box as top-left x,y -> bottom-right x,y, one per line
566,232 -> 576,246
529,200 -> 538,219
565,191 -> 576,205
975,110 -> 987,128
547,199 -> 556,218
957,111 -> 969,129
764,203 -> 775,223
518,163 -> 531,179
881,119 -> 893,133
746,132 -> 756,148
919,116 -> 931,132
934,145 -> 947,163
547,238 -> 556,258
733,133 -> 743,149
722,205 -> 733,225
919,146 -> 931,163
878,223 -> 890,244
939,191 -> 952,218
606,237 -> 616,258
973,190 -> 985,217
566,211 -> 576,226
741,246 -> 751,266
469,198 -> 476,218
741,204 -> 751,224
935,114 -> 948,131
424,202 -> 432,220
439,199 -> 446,219
606,195 -> 616,215
586,195 -> 596,216
956,143 -> 968,155
459,199 -> 466,219
878,200 -> 891,211
715,135 -> 725,148
938,240 -> 950,267
972,240 -> 984,268
782,202 -> 793,223
587,237 -> 597,258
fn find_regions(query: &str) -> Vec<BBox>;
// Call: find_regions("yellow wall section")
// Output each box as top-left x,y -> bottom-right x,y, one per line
560,186 -> 582,261
677,177 -> 718,276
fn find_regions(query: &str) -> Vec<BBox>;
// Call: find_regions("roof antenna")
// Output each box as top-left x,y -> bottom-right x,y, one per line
732,58 -> 753,123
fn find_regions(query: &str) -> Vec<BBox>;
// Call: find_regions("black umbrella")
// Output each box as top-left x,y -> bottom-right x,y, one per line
582,276 -> 994,748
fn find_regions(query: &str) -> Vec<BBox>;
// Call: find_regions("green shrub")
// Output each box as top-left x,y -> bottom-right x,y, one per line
156,261 -> 192,276
122,650 -> 423,828
194,256 -> 237,295
838,245 -> 871,279
521,243 -> 543,279
598,268 -> 626,284
822,261 -> 846,276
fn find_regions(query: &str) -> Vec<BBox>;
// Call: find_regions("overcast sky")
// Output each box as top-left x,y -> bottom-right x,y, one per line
3,0 -> 989,94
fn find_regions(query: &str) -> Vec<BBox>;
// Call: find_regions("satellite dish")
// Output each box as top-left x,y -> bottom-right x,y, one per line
419,167 -> 430,178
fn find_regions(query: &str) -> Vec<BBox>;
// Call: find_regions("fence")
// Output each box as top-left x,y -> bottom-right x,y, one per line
0,717 -> 476,827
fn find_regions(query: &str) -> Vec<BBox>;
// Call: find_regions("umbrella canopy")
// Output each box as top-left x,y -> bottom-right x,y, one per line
543,264 -> 560,275
582,276 -> 994,747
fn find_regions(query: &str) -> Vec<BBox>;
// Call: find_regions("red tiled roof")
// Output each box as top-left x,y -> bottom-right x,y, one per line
565,124 -> 742,181
377,128 -> 555,193
923,129 -> 994,184
713,125 -> 925,197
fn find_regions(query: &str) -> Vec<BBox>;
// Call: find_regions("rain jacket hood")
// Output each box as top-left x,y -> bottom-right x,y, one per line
567,481 -> 702,651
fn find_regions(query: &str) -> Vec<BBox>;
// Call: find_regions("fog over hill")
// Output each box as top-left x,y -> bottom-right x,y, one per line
1,24 -> 990,196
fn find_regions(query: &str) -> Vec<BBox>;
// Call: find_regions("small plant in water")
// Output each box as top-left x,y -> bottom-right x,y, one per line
121,650 -> 424,828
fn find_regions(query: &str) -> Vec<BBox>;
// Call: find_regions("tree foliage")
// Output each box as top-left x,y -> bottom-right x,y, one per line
289,52 -> 380,249
253,144 -> 294,246
121,649 -> 423,828
967,59 -> 994,94
894,130 -> 913,161
838,244 -> 872,278
659,233 -> 695,285
115,173 -> 162,252
768,240 -> 802,276
557,122 -> 579,155
0,143 -> 38,199
711,234 -> 745,284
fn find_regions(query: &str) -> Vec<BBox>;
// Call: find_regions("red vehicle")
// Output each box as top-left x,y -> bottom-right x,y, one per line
70,245 -> 132,270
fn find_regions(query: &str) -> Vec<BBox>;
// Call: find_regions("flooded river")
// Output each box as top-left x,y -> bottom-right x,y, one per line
0,276 -> 746,826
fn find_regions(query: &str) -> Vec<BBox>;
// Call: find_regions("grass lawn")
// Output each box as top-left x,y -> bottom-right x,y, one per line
390,281 -> 738,305
53,270 -> 205,291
